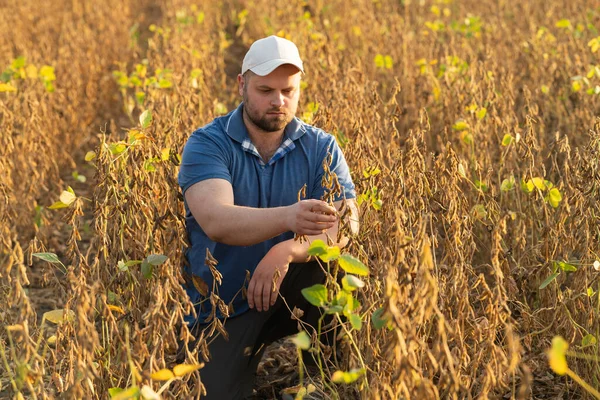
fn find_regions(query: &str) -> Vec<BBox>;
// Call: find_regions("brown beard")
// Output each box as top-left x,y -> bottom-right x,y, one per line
243,90 -> 292,132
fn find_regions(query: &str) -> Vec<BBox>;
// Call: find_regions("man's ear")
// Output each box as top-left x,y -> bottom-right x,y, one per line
237,74 -> 244,96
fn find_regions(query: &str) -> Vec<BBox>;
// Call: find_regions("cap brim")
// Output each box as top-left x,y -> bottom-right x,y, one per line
249,59 -> 304,76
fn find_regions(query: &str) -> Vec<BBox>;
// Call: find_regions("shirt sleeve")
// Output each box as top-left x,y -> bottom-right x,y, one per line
178,129 -> 232,194
311,135 -> 356,201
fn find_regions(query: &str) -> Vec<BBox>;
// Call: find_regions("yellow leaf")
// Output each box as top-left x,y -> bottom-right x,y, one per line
476,107 -> 487,120
501,134 -> 514,146
547,187 -> 562,208
85,151 -> 96,161
374,54 -> 384,68
47,335 -> 57,345
521,179 -> 534,193
150,368 -> 175,381
24,64 -> 37,79
548,336 -> 568,375
59,190 -> 76,206
39,65 -> 56,81
43,309 -> 75,324
173,363 -> 204,377
0,83 -> 17,92
384,55 -> 393,69
160,148 -> 170,161
107,304 -> 125,314
452,120 -> 469,131
531,177 -> 547,191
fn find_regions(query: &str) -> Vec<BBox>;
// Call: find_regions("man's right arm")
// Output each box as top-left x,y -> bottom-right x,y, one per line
185,178 -> 338,247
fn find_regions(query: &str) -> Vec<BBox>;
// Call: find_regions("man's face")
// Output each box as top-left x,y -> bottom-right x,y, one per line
238,64 -> 302,133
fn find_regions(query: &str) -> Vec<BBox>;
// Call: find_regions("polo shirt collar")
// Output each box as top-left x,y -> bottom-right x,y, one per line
225,102 -> 307,143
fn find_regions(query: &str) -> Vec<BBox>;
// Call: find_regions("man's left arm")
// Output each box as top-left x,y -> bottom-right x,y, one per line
247,198 -> 359,311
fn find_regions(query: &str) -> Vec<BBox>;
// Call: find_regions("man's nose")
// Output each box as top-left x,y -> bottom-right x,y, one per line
271,92 -> 285,107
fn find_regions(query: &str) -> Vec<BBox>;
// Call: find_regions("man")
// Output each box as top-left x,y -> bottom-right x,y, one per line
178,35 -> 358,399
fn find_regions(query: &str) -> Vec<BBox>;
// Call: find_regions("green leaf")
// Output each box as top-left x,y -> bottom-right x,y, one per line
341,275 -> 365,292
319,246 -> 340,262
307,240 -> 340,262
372,307 -> 389,329
146,254 -> 168,266
117,260 -> 128,272
349,313 -> 362,330
144,159 -> 156,172
33,252 -> 61,264
109,143 -> 127,155
108,291 -> 119,303
472,204 -> 487,220
474,180 -> 488,192
539,272 -> 560,289
301,284 -> 328,307
141,260 -> 153,279
501,134 -> 514,146
343,293 -> 360,317
582,334 -> 597,348
501,177 -> 515,192
324,305 -> 344,314
557,261 -> 577,272
331,368 -> 366,384
307,239 -> 327,256
338,254 -> 368,276
291,331 -> 311,350
11,56 -> 26,70
139,109 -> 152,129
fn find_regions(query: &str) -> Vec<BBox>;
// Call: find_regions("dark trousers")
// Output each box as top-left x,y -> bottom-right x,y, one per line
183,260 -> 334,400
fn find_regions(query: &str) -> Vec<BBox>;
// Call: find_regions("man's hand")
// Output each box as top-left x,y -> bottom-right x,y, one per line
247,246 -> 292,312
286,199 -> 338,236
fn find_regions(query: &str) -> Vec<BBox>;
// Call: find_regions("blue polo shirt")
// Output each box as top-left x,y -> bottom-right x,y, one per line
178,102 -> 356,324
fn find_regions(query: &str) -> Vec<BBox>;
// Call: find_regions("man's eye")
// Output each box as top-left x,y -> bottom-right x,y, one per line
261,89 -> 272,93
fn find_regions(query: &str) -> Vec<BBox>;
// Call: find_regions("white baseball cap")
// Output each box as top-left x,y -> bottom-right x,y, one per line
241,36 -> 304,76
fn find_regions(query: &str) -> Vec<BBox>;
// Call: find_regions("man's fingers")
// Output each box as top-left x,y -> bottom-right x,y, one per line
247,278 -> 257,309
308,201 -> 337,215
307,212 -> 337,223
253,281 -> 263,311
262,283 -> 271,312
